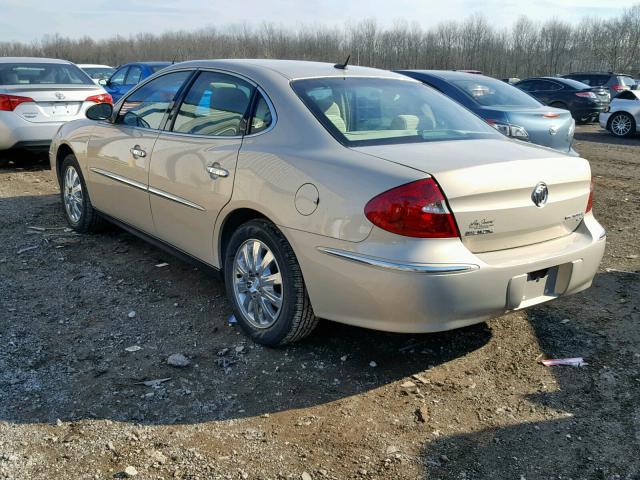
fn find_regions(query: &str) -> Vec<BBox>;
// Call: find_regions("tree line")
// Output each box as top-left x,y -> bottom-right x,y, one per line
1,5 -> 639,78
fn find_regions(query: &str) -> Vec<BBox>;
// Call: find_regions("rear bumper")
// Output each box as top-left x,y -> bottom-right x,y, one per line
284,214 -> 606,333
599,112 -> 611,130
572,106 -> 607,122
0,112 -> 65,150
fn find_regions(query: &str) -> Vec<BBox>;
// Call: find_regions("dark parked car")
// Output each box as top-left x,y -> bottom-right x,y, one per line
514,77 -> 609,123
105,62 -> 171,103
397,70 -> 576,154
561,71 -> 635,98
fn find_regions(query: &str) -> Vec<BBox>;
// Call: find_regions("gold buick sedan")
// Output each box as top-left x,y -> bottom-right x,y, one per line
50,60 -> 606,346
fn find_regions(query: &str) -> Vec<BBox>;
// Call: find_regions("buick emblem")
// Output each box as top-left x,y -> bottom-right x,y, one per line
549,126 -> 558,135
531,182 -> 549,207
55,92 -> 65,100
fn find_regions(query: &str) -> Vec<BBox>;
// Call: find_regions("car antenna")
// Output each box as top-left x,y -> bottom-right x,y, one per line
334,54 -> 351,70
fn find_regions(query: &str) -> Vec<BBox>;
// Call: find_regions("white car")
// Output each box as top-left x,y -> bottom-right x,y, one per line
599,90 -> 640,137
77,64 -> 115,85
0,57 -> 112,151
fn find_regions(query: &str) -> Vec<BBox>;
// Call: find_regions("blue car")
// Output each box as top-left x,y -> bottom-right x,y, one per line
104,62 -> 171,103
396,70 -> 577,155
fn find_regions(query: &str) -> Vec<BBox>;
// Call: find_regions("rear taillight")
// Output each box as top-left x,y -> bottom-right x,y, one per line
543,112 -> 560,118
612,85 -> 624,92
575,91 -> 597,99
0,93 -> 35,111
364,178 -> 459,238
85,93 -> 113,105
586,180 -> 595,213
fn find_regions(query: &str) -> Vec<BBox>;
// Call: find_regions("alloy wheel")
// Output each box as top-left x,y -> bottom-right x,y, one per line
232,239 -> 283,329
63,166 -> 83,223
611,114 -> 632,136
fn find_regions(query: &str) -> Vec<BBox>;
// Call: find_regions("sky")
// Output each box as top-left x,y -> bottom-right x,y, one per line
0,0 -> 629,43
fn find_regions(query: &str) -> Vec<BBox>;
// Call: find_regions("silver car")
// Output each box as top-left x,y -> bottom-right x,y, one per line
49,60 -> 606,346
599,90 -> 640,137
0,57 -> 112,151
77,64 -> 115,85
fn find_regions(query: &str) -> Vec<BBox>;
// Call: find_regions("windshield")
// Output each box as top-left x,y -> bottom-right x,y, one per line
0,63 -> 93,85
451,77 -> 542,108
82,67 -> 115,80
292,77 -> 502,146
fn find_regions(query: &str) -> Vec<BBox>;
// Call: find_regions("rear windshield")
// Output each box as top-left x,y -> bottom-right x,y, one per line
0,63 -> 93,85
558,78 -> 591,90
619,76 -> 635,87
292,77 -> 502,146
81,67 -> 115,80
450,77 -> 541,107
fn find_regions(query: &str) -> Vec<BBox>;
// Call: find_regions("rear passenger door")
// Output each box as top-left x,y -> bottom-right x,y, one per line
148,70 -> 258,265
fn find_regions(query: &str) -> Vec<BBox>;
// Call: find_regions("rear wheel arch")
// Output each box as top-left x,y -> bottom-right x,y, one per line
218,208 -> 269,268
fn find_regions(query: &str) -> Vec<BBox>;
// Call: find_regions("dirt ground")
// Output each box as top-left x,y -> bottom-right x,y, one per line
0,124 -> 638,480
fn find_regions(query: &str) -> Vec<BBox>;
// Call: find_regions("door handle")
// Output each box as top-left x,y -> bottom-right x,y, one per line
130,145 -> 146,159
206,163 -> 229,179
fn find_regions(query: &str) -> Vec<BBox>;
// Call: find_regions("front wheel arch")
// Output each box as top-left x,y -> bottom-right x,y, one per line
56,143 -> 75,187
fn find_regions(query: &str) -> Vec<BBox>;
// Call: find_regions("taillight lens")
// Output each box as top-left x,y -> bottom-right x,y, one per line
612,85 -> 624,92
364,178 -> 459,238
0,93 -> 35,111
575,91 -> 597,99
586,180 -> 595,213
85,93 -> 113,104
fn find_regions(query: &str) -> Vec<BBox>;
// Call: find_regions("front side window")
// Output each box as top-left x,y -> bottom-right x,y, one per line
292,77 -> 501,146
118,71 -> 191,130
172,71 -> 254,136
125,65 -> 143,85
109,67 -> 127,87
451,77 -> 541,108
0,63 -> 93,85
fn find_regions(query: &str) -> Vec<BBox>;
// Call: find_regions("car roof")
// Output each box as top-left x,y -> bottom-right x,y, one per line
119,61 -> 172,67
165,59 -> 408,81
77,64 -> 113,69
0,57 -> 72,64
397,70 -> 496,81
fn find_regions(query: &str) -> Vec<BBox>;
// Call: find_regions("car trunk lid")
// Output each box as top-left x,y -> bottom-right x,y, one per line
352,139 -> 591,253
2,85 -> 103,123
501,106 -> 575,153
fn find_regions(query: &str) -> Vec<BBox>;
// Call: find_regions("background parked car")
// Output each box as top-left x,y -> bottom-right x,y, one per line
514,77 -> 609,123
562,71 -> 635,98
599,89 -> 640,137
0,57 -> 111,151
397,70 -> 576,154
105,62 -> 171,102
77,64 -> 115,85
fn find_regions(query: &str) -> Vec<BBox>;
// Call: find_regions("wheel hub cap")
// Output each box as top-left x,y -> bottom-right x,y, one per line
232,239 -> 283,329
63,166 -> 83,223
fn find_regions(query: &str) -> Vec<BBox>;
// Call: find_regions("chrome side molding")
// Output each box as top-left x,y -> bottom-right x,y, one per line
90,167 -> 205,211
317,247 -> 479,274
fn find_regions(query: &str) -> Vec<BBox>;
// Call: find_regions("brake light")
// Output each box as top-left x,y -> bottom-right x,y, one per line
543,112 -> 560,118
0,94 -> 35,111
575,91 -> 597,99
85,93 -> 112,105
612,85 -> 624,92
586,180 -> 595,213
364,178 -> 459,238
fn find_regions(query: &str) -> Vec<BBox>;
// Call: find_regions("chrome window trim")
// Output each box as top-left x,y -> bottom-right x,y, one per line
148,187 -> 205,211
90,167 -> 205,211
90,167 -> 147,192
317,247 -> 479,274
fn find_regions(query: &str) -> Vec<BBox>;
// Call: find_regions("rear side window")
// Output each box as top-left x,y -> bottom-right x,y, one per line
0,63 -> 93,85
118,71 -> 191,130
172,71 -> 254,137
249,94 -> 273,134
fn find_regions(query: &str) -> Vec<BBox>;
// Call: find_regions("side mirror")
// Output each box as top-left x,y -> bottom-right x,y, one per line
98,79 -> 108,86
86,103 -> 113,121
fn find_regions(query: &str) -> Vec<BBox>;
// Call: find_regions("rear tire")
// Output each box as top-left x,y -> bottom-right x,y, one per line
60,154 -> 104,232
608,112 -> 636,138
224,219 -> 318,346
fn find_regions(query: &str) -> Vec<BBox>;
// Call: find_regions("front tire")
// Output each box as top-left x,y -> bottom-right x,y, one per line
224,219 -> 318,346
609,112 -> 636,138
60,154 -> 104,232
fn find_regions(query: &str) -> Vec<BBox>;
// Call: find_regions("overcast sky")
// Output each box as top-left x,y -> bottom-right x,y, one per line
0,0 -> 628,43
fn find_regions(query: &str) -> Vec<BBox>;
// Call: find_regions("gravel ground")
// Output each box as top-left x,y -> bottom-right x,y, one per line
0,124 -> 638,480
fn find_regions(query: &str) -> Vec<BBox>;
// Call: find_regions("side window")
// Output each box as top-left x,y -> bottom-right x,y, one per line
109,67 -> 128,87
517,81 -> 535,92
172,71 -> 254,137
125,65 -> 143,85
538,80 -> 562,91
117,71 -> 191,130
249,94 -> 273,134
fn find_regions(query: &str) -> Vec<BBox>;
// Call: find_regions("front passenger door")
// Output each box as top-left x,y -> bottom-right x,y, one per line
87,70 -> 193,234
149,70 -> 256,265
